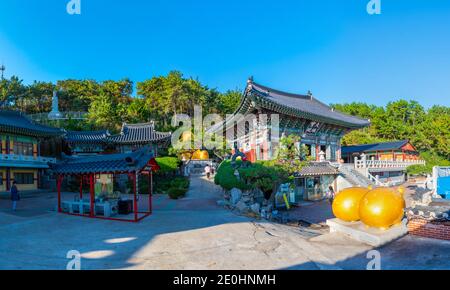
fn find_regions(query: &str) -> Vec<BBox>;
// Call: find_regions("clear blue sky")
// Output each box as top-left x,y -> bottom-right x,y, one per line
1,0 -> 449,107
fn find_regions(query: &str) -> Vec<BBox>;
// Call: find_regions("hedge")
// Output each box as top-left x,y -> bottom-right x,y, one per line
214,160 -> 292,196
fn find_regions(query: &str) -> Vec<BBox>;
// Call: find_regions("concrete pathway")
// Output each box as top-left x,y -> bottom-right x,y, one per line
0,176 -> 449,270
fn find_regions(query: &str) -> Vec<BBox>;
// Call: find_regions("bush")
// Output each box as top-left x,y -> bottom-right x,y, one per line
168,187 -> 188,199
170,177 -> 190,190
407,151 -> 450,175
156,157 -> 181,175
214,160 -> 295,196
214,161 -> 249,191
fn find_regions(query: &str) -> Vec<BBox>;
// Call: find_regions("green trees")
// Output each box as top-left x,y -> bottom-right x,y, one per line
1,72 -> 448,161
332,100 -> 450,161
137,71 -> 237,129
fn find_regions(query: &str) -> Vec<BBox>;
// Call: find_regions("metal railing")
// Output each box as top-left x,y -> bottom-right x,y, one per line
0,154 -> 57,164
28,112 -> 88,122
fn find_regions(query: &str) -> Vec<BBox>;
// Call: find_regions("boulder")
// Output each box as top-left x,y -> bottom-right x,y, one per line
236,200 -> 250,214
250,203 -> 261,215
253,190 -> 266,204
230,188 -> 242,205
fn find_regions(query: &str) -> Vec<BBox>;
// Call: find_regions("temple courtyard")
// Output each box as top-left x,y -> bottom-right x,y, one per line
0,176 -> 449,270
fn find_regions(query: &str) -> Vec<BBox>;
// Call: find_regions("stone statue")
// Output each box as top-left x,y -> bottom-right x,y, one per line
48,91 -> 63,120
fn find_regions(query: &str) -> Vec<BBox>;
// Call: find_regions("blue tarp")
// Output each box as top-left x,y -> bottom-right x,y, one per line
437,176 -> 450,199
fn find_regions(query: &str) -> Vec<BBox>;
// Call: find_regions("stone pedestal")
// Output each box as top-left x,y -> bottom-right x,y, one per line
326,218 -> 408,247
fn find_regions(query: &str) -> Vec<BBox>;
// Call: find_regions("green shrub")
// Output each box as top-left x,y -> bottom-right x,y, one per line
154,179 -> 172,194
156,157 -> 181,175
214,161 -> 249,191
214,160 -> 295,196
168,187 -> 188,199
407,151 -> 450,175
170,177 -> 190,190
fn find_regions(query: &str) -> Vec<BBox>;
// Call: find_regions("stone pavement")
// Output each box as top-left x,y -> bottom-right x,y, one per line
0,176 -> 449,270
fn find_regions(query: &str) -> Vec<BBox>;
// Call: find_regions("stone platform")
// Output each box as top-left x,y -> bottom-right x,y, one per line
326,218 -> 408,247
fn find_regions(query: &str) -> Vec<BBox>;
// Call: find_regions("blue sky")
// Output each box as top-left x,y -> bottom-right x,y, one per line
0,0 -> 449,107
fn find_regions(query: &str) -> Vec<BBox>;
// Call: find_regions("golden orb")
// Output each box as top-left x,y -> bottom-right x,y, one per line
359,187 -> 405,229
332,187 -> 370,222
192,150 -> 209,160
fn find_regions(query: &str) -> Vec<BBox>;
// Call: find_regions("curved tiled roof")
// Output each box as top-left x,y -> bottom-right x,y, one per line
293,162 -> 340,177
50,147 -> 157,174
243,81 -> 371,129
341,140 -> 411,154
0,110 -> 63,137
107,122 -> 172,145
65,130 -> 111,144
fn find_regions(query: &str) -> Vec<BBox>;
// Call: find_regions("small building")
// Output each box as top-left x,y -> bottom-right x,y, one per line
63,122 -> 171,156
65,130 -> 111,155
341,140 -> 421,163
0,110 -> 63,192
108,122 -> 171,154
51,147 -> 159,222
293,163 -> 339,201
342,140 -> 425,186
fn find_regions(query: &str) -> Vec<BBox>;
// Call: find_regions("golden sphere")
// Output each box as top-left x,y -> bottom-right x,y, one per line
332,187 -> 370,222
192,150 -> 209,160
359,187 -> 405,229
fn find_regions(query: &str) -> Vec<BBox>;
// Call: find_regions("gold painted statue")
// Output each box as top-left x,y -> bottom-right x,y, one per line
332,186 -> 406,230
332,187 -> 370,222
359,187 -> 405,230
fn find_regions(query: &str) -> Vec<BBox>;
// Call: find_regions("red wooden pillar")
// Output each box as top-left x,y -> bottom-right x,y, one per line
57,175 -> 63,213
133,172 -> 138,222
89,174 -> 95,217
79,175 -> 83,199
148,171 -> 153,214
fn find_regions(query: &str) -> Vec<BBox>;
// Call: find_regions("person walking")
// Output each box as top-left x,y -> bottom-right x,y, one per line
327,186 -> 335,205
204,164 -> 212,180
11,181 -> 20,211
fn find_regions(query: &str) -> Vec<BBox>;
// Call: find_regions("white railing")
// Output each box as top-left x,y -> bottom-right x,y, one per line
367,172 -> 387,186
0,154 -> 57,164
367,172 -> 406,187
355,159 -> 426,169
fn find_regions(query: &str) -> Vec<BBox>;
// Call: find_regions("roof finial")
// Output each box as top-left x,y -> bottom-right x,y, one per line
307,90 -> 313,99
247,76 -> 254,84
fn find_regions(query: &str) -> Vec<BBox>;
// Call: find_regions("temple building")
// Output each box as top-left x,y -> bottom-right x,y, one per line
0,110 -> 63,192
341,140 -> 421,163
211,78 -> 371,201
342,140 -> 425,186
214,78 -> 370,163
64,122 -> 171,156
108,122 -> 172,154
65,130 -> 112,155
